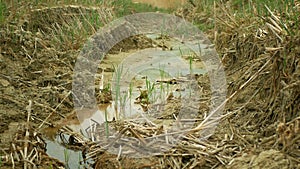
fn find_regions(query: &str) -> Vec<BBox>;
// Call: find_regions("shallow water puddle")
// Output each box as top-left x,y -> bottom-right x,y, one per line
77,34 -> 211,138
46,138 -> 83,169
45,34 -> 212,162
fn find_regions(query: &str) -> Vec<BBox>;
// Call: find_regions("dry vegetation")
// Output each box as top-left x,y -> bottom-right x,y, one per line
0,0 -> 299,168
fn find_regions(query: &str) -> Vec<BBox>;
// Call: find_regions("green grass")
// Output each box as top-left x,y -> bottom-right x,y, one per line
48,161 -> 53,169
119,89 -> 129,118
159,66 -> 167,100
189,54 -> 193,74
0,1 -> 7,24
0,154 -> 2,168
110,0 -> 171,17
104,109 -> 109,137
0,0 -> 183,67
112,64 -> 122,118
145,77 -> 156,103
195,0 -> 296,16
128,81 -> 134,115
103,83 -> 111,93
48,7 -> 106,50
112,63 -> 131,120
77,153 -> 82,169
63,148 -> 70,167
129,81 -> 133,100
193,0 -> 298,32
1,0 -> 171,51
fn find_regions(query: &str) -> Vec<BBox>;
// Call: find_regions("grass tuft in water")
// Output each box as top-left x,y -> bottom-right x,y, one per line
145,77 -> 156,104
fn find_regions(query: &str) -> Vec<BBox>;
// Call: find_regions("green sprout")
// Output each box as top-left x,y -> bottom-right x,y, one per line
78,153 -> 82,169
159,65 -> 166,101
0,155 -> 2,168
128,81 -> 134,115
189,54 -> 193,75
63,148 -> 70,168
119,90 -> 129,119
112,64 -> 123,119
104,109 -> 109,138
48,161 -> 53,169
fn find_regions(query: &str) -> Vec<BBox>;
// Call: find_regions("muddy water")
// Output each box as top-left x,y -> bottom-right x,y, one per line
46,139 -> 82,169
44,34 -> 213,160
132,0 -> 187,9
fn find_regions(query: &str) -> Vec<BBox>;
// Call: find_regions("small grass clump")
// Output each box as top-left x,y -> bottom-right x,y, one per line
145,77 -> 156,103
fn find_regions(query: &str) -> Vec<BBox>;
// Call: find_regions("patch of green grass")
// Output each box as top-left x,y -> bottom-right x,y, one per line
110,0 -> 171,17
196,22 -> 215,32
0,1 -> 7,24
0,155 -> 2,168
29,0 -> 107,7
194,0 -> 215,13
1,0 -> 173,51
112,63 -> 131,120
103,83 -> 111,93
228,0 -> 296,16
49,9 -> 105,50
145,77 -> 157,103
193,0 -> 294,16
194,0 -> 298,21
49,161 -> 53,169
